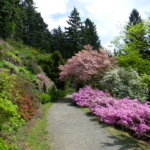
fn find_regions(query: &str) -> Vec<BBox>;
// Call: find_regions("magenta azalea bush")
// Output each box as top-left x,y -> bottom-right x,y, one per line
73,86 -> 150,138
73,86 -> 110,107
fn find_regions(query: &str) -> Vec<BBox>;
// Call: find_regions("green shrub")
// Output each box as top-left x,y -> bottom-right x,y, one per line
49,89 -> 67,102
100,67 -> 149,101
38,93 -> 51,104
49,90 -> 59,101
0,70 -> 24,131
0,138 -> 9,150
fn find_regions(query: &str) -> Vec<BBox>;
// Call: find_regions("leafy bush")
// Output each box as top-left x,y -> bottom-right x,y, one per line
37,51 -> 68,90
0,70 -> 24,131
12,77 -> 39,121
73,86 -> 150,138
0,138 -> 9,150
100,67 -> 149,101
139,74 -> 150,89
0,69 -> 39,121
49,89 -> 67,102
38,93 -> 51,104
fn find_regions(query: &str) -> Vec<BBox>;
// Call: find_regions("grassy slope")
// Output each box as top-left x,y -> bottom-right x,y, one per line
15,103 -> 52,150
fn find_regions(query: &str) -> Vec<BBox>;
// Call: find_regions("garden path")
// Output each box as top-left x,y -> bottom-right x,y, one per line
47,94 -> 133,150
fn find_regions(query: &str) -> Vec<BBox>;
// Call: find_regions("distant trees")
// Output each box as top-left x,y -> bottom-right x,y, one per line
111,9 -> 150,75
84,18 -> 101,50
22,2 -> 51,51
0,0 -> 21,40
124,9 -> 148,56
51,26 -> 66,57
0,2 -> 102,58
64,7 -> 84,58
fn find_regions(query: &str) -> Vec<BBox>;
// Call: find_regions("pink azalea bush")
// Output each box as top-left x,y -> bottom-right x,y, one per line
59,45 -> 117,85
73,86 -> 110,107
73,86 -> 150,138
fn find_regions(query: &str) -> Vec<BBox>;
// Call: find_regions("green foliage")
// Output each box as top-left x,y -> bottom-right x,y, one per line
51,26 -> 66,56
65,7 -> 84,58
22,3 -> 51,52
38,89 -> 67,104
12,77 -> 39,121
111,20 -> 150,75
37,51 -> 69,90
5,51 -> 22,65
0,138 -> 9,150
84,18 -> 101,50
100,67 -> 149,101
38,93 -> 51,104
139,74 -> 150,89
0,70 -> 24,131
49,90 -> 67,102
0,0 -> 21,40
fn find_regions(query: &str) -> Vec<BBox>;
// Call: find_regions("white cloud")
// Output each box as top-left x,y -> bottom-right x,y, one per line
48,16 -> 69,31
34,0 -> 150,50
35,0 -> 68,15
35,0 -> 69,30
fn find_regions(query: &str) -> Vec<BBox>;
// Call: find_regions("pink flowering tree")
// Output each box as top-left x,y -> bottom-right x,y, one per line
59,45 -> 117,88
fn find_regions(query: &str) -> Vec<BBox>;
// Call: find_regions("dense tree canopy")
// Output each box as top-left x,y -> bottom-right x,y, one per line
0,0 -> 21,40
111,18 -> 150,75
64,7 -> 84,58
84,18 -> 101,50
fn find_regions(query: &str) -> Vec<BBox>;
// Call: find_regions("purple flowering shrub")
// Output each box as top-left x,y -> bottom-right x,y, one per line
73,86 -> 150,138
73,86 -> 110,107
36,74 -> 49,86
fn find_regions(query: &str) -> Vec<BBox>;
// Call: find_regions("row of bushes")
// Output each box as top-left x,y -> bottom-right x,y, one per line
0,69 -> 68,149
73,86 -> 150,140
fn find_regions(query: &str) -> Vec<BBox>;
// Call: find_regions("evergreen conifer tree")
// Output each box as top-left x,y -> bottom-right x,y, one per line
0,0 -> 21,40
84,18 -> 101,50
65,7 -> 83,58
51,26 -> 66,57
125,9 -> 149,56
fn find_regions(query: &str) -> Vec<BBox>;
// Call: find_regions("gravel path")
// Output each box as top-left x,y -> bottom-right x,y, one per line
47,94 -> 132,150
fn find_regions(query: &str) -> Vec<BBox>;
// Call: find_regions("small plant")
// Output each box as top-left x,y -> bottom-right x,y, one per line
38,93 -> 51,104
0,138 -> 9,150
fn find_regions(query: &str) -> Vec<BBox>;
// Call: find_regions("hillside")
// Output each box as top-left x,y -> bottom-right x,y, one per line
0,39 -> 67,149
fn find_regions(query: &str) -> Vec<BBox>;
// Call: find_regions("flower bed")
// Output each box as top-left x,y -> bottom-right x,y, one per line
73,86 -> 150,138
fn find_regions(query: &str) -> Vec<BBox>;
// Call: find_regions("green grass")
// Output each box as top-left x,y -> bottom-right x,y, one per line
26,103 -> 52,150
79,107 -> 150,150
14,103 -> 53,150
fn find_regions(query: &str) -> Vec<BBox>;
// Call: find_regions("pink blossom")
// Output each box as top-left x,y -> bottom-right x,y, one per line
73,86 -> 150,138
59,45 -> 117,84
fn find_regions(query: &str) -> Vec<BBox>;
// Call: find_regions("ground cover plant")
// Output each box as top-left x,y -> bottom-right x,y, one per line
73,86 -> 150,142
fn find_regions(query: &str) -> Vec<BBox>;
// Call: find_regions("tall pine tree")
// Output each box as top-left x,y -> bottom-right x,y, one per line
22,2 -> 51,52
84,18 -> 101,50
125,9 -> 149,56
65,7 -> 83,58
0,0 -> 21,40
51,26 -> 66,56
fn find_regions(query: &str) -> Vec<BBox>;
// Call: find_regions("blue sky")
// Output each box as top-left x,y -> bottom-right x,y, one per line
34,0 -> 150,51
